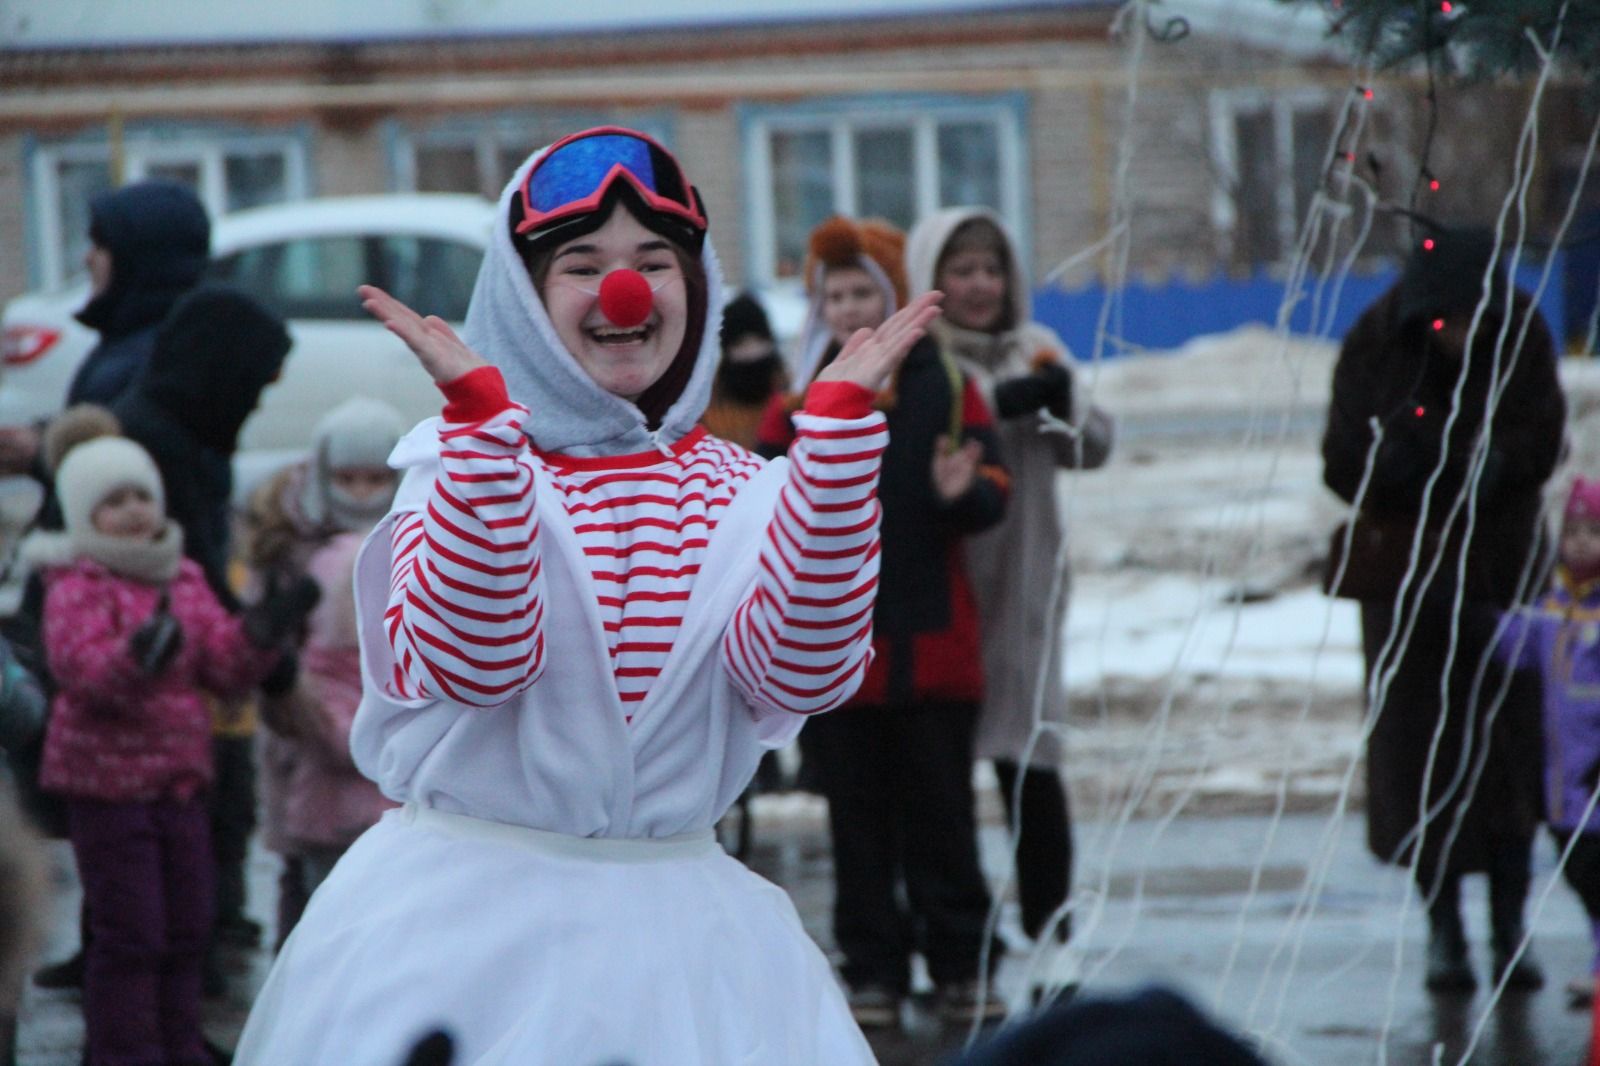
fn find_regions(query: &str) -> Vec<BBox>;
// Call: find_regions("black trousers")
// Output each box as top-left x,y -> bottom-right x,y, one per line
806,700 -> 994,994
1551,829 -> 1600,922
992,760 -> 1073,942
210,735 -> 257,925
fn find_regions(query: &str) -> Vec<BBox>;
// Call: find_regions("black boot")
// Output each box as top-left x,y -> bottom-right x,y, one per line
1425,909 -> 1476,992
1490,878 -> 1544,991
1424,877 -> 1475,993
32,949 -> 84,990
1491,845 -> 1542,985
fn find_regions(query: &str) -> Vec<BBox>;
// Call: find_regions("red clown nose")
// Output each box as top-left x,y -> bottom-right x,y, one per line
598,269 -> 654,328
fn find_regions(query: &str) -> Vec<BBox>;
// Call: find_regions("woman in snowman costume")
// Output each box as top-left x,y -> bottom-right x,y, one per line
234,127 -> 939,1065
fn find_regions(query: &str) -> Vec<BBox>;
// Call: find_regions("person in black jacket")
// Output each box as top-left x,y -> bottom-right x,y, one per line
110,284 -> 292,990
0,180 -> 210,477
111,286 -> 290,603
1321,226 -> 1566,993
761,216 -> 1010,1030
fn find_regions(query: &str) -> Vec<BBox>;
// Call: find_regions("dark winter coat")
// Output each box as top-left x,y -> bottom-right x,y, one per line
1322,291 -> 1564,608
68,181 -> 211,408
1322,233 -> 1565,873
757,337 -> 1009,707
111,286 -> 290,604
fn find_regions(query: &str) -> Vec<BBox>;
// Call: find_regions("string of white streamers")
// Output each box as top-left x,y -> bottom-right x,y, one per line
971,2 -> 1600,1064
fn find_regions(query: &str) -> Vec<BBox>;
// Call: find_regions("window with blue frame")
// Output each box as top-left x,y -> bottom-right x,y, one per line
744,97 -> 1026,284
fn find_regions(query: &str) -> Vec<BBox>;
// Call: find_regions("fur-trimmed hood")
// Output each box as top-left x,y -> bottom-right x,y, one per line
792,217 -> 907,388
459,144 -> 727,458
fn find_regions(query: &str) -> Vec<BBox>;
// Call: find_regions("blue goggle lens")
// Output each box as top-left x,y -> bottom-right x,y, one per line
527,134 -> 659,214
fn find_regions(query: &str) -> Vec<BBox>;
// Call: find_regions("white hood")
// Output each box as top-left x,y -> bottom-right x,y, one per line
459,146 -> 726,458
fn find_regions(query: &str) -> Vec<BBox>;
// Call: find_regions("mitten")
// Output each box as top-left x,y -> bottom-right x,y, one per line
128,592 -> 184,675
992,364 -> 1056,416
242,575 -> 322,650
258,648 -> 300,699
1371,403 -> 1443,492
1035,360 -> 1073,418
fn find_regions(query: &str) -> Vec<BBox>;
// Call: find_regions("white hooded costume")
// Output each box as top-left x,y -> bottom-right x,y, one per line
236,143 -> 882,1066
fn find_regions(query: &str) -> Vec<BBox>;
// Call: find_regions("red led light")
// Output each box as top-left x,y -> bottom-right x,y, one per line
1423,238 -> 1436,250
1432,318 -> 1445,331
1441,0 -> 1452,12
1415,406 -> 1426,418
1363,88 -> 1375,100
1429,179 -> 1440,191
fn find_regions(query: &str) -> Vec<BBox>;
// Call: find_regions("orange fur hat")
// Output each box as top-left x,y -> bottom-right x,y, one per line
803,216 -> 910,308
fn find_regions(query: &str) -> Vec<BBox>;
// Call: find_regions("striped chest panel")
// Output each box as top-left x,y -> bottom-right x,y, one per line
538,431 -> 763,711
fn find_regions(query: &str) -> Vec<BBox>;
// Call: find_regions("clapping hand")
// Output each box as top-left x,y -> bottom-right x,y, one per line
814,292 -> 943,394
128,592 -> 183,676
359,285 -> 488,385
931,435 -> 983,504
242,575 -> 322,650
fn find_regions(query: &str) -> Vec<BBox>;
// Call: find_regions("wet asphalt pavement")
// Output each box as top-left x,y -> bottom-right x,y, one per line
16,801 -> 1596,1065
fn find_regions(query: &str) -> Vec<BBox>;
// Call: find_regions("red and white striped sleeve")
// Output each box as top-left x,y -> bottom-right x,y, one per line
723,380 -> 885,715
384,367 -> 547,707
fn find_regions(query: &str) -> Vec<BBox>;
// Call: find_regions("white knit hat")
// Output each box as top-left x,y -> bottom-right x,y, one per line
55,436 -> 165,538
300,397 -> 405,532
318,397 -> 407,472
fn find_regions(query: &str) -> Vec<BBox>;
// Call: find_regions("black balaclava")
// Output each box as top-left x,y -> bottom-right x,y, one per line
75,180 -> 211,340
141,286 -> 291,454
716,292 -> 782,404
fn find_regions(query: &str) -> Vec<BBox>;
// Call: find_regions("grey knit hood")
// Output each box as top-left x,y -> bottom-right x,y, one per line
459,145 -> 726,458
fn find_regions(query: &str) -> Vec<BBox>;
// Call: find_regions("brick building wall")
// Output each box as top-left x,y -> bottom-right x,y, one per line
0,6 -> 1589,309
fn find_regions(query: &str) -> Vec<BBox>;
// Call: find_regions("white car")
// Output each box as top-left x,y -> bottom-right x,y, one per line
0,193 -> 495,500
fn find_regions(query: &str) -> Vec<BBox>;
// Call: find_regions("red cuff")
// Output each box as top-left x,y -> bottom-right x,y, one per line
801,381 -> 875,420
439,366 -> 512,424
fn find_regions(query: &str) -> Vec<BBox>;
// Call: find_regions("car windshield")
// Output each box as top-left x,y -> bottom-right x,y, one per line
209,233 -> 482,321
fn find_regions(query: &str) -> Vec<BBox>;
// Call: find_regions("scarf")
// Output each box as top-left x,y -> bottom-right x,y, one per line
23,521 -> 185,585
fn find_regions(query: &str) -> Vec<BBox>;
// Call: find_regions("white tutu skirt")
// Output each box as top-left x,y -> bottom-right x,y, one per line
235,806 -> 876,1066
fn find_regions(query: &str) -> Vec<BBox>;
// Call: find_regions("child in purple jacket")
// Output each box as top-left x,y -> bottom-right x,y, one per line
1496,476 -> 1600,1008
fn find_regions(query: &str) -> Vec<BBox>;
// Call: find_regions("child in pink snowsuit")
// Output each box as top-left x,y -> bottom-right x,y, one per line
246,398 -> 404,947
24,435 -> 282,1066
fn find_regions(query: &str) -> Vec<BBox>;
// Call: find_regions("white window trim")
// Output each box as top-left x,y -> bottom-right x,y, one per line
745,102 -> 1024,286
1209,87 -> 1332,265
30,135 -> 307,289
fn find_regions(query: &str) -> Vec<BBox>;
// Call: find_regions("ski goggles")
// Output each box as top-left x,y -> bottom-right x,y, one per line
514,127 -> 706,239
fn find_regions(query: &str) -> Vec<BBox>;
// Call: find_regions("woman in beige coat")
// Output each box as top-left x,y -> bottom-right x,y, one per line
907,207 -> 1113,955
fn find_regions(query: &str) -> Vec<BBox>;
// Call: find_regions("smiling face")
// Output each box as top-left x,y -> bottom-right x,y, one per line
538,206 -> 689,401
821,266 -> 889,347
91,484 -> 161,540
1564,515 -> 1600,578
937,248 -> 1008,333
